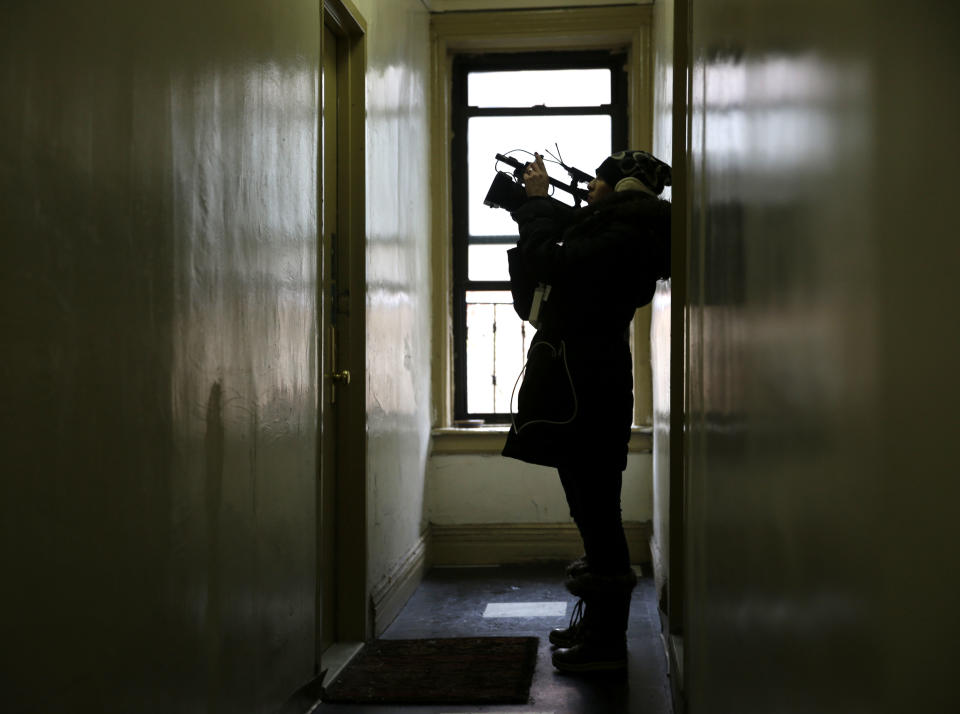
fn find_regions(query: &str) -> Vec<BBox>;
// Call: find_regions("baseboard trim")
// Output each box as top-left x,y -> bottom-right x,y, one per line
428,521 -> 652,567
668,632 -> 686,713
369,533 -> 429,636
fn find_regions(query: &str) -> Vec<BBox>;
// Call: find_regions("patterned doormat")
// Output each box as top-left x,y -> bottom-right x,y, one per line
321,636 -> 539,705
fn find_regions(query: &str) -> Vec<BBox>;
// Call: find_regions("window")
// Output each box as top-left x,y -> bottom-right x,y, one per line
451,51 -> 628,423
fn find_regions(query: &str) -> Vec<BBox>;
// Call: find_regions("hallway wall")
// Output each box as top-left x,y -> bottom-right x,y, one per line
0,1 -> 321,711
682,0 -> 959,711
350,0 -> 434,612
1,0 -> 437,708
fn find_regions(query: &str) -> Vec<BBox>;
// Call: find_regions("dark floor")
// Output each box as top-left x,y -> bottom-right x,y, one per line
315,563 -> 673,714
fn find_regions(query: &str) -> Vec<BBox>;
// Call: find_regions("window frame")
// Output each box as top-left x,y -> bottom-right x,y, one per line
451,50 -> 629,423
428,5 -> 655,447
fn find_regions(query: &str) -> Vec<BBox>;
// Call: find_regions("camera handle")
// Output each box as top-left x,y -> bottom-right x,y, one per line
494,153 -> 591,205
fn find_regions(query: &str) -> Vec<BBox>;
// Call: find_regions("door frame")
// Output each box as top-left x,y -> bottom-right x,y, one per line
319,0 -> 368,651
668,0 -> 690,703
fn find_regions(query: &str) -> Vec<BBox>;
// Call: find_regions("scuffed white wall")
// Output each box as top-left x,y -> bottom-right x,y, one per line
353,0 -> 434,587
427,454 -> 652,524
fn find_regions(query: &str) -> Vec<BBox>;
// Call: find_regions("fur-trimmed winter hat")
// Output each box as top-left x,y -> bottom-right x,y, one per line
596,150 -> 672,195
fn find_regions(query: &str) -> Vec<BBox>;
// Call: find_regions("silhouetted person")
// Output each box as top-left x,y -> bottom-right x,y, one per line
503,149 -> 671,672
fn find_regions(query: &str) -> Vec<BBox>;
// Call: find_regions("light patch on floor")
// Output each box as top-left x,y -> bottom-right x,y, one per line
482,601 -> 567,618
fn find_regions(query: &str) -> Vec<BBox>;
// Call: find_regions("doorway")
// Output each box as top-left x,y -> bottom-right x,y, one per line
318,0 -> 367,665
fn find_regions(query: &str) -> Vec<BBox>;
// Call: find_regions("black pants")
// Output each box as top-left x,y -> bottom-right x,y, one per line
557,462 -> 631,576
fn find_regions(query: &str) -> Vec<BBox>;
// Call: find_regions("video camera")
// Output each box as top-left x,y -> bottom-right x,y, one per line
483,152 -> 594,212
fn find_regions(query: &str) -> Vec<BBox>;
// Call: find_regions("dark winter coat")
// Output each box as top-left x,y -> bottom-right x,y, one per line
501,190 -> 671,470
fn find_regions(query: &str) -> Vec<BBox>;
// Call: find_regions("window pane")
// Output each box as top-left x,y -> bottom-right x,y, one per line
468,243 -> 514,282
465,291 -> 534,416
466,301 -> 495,414
468,69 -> 611,108
468,114 -> 611,237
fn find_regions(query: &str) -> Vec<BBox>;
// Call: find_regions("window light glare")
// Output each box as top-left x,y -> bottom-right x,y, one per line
468,69 -> 611,108
467,114 -> 612,237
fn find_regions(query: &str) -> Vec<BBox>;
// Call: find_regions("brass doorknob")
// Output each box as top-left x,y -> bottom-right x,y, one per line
326,370 -> 351,385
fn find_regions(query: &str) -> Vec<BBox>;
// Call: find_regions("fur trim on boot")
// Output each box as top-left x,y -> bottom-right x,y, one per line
564,555 -> 589,579
565,567 -> 638,598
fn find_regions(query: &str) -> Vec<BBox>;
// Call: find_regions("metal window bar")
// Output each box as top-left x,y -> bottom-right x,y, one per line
465,294 -> 534,419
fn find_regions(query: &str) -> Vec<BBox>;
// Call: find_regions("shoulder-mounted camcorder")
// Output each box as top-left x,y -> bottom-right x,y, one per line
483,153 -> 594,212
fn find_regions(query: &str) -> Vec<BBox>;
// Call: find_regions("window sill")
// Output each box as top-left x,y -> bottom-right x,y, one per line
430,425 -> 653,455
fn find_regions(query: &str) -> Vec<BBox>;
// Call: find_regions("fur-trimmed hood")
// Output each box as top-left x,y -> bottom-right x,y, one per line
565,190 -> 671,279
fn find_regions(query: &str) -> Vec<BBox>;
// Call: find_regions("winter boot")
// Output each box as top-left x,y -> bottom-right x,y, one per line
553,571 -> 636,673
549,598 -> 586,648
551,631 -> 627,673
